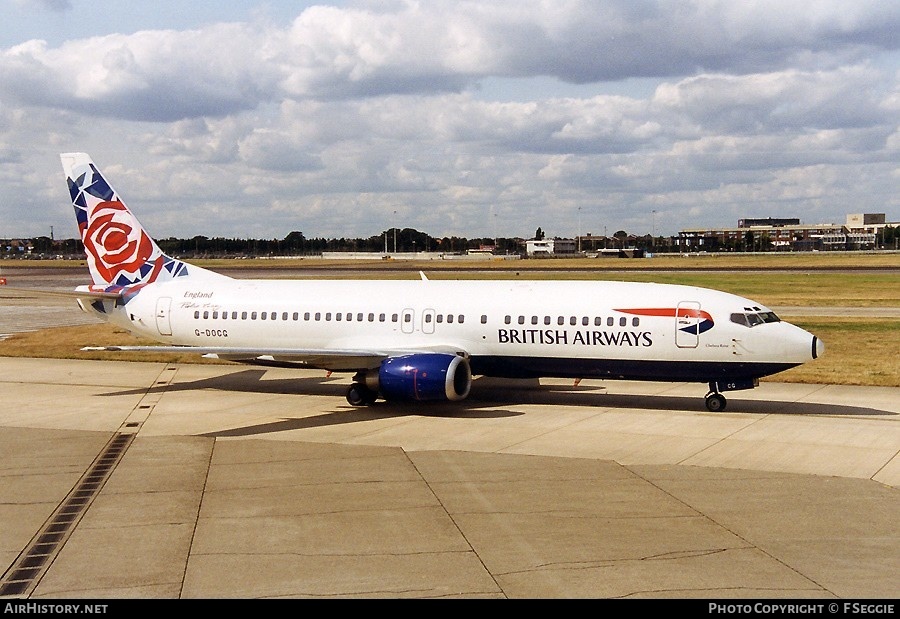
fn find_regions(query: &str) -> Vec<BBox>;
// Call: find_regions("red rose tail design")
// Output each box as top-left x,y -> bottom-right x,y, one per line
61,153 -> 191,291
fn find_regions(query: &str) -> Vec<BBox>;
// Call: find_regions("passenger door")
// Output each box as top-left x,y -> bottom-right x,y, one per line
675,301 -> 700,348
155,297 -> 173,336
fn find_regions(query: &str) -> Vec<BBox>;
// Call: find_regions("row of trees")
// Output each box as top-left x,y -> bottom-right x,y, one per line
154,229 -> 522,257
9,227 -> 637,258
5,228 -> 523,258
4,225 -> 897,259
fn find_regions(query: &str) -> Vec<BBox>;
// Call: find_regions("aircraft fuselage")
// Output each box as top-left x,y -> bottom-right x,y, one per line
84,276 -> 820,386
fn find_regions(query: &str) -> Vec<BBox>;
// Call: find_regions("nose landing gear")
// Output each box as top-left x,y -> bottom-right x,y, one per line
704,390 -> 727,412
704,378 -> 759,412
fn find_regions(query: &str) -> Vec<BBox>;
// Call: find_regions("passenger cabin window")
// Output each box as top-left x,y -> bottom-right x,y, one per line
481,315 -> 487,324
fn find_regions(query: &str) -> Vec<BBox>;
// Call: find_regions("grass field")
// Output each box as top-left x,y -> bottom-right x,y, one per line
1,253 -> 898,387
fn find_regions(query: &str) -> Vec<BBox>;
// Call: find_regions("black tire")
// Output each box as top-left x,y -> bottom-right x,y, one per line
705,393 -> 727,412
347,384 -> 367,406
347,383 -> 377,406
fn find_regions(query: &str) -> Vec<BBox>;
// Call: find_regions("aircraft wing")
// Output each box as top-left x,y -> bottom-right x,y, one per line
80,344 -> 470,372
0,286 -> 123,301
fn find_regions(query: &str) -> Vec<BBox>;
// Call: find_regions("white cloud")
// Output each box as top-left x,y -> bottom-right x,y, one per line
0,0 -> 897,240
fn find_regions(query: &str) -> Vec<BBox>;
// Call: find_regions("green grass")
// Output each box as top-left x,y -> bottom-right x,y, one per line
425,270 -> 900,308
773,318 -> 899,386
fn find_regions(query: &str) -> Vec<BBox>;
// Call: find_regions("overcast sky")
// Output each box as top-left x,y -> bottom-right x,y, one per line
0,0 -> 897,242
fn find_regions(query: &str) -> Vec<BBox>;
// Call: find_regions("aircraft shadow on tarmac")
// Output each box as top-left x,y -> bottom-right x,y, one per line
99,368 -> 895,438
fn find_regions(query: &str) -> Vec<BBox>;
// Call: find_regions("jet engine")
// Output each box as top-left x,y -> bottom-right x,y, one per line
346,353 -> 472,405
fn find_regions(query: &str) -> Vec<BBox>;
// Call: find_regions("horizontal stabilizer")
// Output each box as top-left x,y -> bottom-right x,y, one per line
0,286 -> 123,301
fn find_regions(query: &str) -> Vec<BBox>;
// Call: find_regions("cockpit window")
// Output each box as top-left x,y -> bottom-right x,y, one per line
730,311 -> 781,328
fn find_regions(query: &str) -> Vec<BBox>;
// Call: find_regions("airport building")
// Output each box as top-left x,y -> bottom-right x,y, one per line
676,213 -> 894,252
525,238 -> 577,256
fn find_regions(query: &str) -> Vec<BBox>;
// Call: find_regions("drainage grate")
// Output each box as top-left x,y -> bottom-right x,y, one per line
0,432 -> 134,597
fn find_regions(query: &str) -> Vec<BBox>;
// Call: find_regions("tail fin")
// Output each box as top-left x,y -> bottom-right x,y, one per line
61,153 -> 223,290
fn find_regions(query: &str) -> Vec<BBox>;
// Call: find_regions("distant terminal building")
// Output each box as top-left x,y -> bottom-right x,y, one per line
678,213 -> 893,251
525,238 -> 576,256
846,213 -> 888,235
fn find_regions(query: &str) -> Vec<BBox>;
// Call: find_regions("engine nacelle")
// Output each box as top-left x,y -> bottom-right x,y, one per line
377,353 -> 472,402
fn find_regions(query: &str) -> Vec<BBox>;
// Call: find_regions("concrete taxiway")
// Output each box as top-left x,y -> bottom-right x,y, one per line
0,356 -> 898,599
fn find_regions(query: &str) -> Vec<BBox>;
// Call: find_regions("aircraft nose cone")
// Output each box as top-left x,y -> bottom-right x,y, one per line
812,335 -> 824,360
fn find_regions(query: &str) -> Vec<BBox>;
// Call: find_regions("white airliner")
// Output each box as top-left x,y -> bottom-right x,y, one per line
50,152 -> 822,411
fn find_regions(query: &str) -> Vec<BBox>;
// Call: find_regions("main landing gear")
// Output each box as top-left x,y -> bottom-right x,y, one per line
346,382 -> 378,406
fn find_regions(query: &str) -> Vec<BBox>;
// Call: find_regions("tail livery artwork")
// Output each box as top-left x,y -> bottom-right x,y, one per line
61,153 -> 823,412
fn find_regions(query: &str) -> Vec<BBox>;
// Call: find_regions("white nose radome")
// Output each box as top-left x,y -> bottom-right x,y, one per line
813,335 -> 824,360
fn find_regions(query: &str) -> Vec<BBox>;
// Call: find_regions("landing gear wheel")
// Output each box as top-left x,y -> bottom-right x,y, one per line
347,383 -> 378,406
705,393 -> 727,412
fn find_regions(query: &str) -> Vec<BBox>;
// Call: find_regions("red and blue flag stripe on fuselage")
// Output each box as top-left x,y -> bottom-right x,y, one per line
616,307 -> 715,334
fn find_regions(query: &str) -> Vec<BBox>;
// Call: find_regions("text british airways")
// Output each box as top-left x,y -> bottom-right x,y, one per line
498,328 -> 653,347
